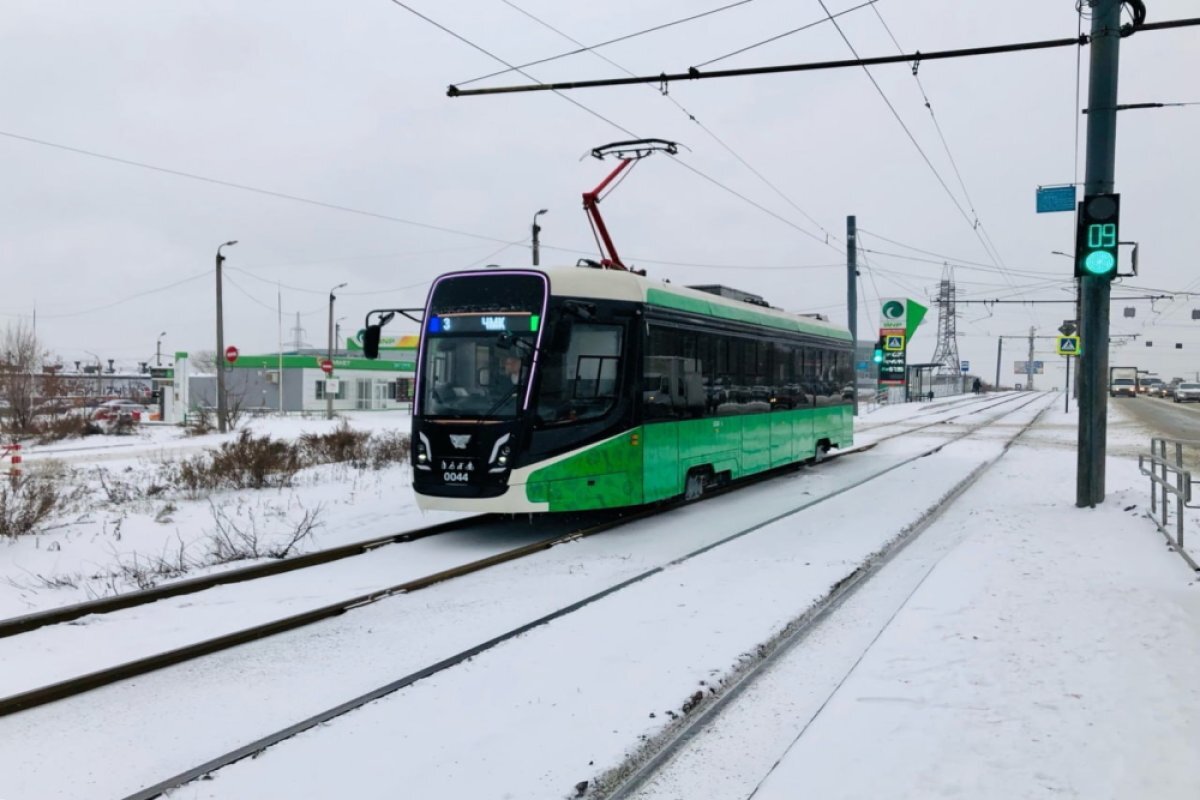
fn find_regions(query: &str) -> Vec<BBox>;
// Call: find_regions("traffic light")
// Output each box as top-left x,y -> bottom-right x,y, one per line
872,338 -> 885,364
1075,193 -> 1120,279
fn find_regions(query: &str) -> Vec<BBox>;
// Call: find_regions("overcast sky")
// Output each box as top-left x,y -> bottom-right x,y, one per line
1,1 -> 1197,382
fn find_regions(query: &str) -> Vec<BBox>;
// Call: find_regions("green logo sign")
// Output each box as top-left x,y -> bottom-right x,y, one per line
882,300 -> 905,321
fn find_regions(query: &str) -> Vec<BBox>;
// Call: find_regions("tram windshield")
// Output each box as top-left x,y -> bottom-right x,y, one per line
419,272 -> 545,419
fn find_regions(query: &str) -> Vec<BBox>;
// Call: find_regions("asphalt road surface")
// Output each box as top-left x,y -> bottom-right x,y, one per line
1111,394 -> 1200,471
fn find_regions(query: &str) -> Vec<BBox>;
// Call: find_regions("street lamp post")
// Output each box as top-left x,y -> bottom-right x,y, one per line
327,282 -> 347,420
531,209 -> 548,266
84,350 -> 103,402
155,331 -> 167,368
215,240 -> 238,433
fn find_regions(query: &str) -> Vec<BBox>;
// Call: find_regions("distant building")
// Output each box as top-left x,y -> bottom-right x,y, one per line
174,336 -> 417,421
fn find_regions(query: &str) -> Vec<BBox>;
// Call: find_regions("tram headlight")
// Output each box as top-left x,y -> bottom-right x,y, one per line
496,445 -> 511,466
415,432 -> 433,470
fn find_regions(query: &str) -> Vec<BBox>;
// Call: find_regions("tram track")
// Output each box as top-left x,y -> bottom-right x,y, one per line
2,392 -> 1019,644
93,393 -> 1049,800
0,515 -> 493,638
599,394 -> 1051,799
0,394 -> 1036,724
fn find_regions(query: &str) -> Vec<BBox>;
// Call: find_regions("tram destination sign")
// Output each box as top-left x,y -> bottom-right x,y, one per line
428,313 -> 541,333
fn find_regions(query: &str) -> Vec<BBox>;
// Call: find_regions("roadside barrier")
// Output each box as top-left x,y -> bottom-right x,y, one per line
1138,436 -> 1199,571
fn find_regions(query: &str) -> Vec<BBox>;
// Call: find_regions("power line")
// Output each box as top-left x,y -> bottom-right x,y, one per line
693,0 -> 880,69
387,0 -> 638,138
0,129 -> 517,245
456,0 -> 762,87
390,0 -> 839,248
449,17 -> 1200,96
816,0 -> 1028,324
497,0 -> 840,244
11,269 -> 212,320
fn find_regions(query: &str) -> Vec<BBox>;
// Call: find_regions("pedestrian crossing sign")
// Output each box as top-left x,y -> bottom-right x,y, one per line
1056,335 -> 1081,356
884,334 -> 905,351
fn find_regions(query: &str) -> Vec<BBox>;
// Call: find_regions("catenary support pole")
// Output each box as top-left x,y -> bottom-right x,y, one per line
847,215 -> 858,416
1077,0 -> 1121,507
1027,326 -> 1036,390
996,336 -> 1003,389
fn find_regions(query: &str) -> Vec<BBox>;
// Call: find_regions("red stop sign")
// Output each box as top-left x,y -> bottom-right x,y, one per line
320,359 -> 334,374
224,345 -> 239,364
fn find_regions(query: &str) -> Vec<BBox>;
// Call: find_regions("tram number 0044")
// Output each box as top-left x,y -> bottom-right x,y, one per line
443,471 -> 471,483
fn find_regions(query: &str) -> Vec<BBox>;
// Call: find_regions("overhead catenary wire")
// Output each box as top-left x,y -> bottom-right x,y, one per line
815,0 -> 1029,326
390,0 -> 841,249
448,17 -> 1200,96
499,0 -> 841,245
692,0 -> 880,69
455,0 -> 763,87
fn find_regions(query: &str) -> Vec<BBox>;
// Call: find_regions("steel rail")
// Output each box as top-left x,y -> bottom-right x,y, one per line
599,394 -> 1052,799
115,393 -> 1045,800
1,392 -> 1031,720
3,392 -> 1020,641
0,515 -> 495,639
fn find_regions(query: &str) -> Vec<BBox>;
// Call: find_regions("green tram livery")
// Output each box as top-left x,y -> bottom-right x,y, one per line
409,267 -> 854,513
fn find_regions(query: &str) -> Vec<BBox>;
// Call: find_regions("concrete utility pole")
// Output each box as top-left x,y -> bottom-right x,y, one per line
995,337 -> 1003,388
1027,326 -> 1036,390
215,240 -> 237,433
847,215 -> 858,415
326,282 -> 347,420
1077,0 -> 1122,507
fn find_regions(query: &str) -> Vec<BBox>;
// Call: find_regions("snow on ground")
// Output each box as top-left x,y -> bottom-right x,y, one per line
0,411 -> 450,617
3,393 -> 1196,800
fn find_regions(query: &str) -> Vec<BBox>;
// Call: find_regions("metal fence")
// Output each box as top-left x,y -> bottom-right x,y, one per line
1137,437 -> 1199,571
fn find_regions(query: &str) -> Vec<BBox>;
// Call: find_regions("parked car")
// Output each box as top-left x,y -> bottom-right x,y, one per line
91,400 -> 145,422
1173,382 -> 1200,403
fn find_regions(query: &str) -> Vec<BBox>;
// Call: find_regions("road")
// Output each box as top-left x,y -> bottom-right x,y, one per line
1110,395 -> 1200,441
1110,394 -> 1200,471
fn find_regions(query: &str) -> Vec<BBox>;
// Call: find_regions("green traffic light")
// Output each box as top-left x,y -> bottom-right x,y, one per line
1084,250 -> 1116,275
872,349 -> 884,364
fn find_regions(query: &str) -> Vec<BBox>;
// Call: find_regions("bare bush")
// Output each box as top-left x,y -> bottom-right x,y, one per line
366,430 -> 411,469
164,430 -> 304,494
96,469 -> 143,505
209,430 -> 303,489
31,414 -> 97,444
300,422 -> 370,466
112,536 -> 195,590
0,476 -> 64,537
184,408 -> 214,436
204,500 -> 322,563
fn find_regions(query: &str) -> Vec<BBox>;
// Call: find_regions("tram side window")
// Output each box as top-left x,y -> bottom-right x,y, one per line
536,322 -> 623,425
644,325 -> 707,420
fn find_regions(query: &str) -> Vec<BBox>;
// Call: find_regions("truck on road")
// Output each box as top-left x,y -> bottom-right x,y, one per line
1109,366 -> 1138,398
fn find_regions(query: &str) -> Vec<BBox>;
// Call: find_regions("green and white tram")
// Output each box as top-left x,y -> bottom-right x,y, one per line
407,266 -> 854,513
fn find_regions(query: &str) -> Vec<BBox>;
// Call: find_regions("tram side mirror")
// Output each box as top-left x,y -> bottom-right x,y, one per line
362,324 -> 382,359
495,332 -> 515,350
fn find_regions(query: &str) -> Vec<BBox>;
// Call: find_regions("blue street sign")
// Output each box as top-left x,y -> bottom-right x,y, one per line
960,360 -> 970,372
1036,185 -> 1076,213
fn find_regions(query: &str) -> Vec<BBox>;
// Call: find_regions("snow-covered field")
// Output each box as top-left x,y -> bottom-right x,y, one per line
1,395 -> 1196,800
1,411 -> 457,618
